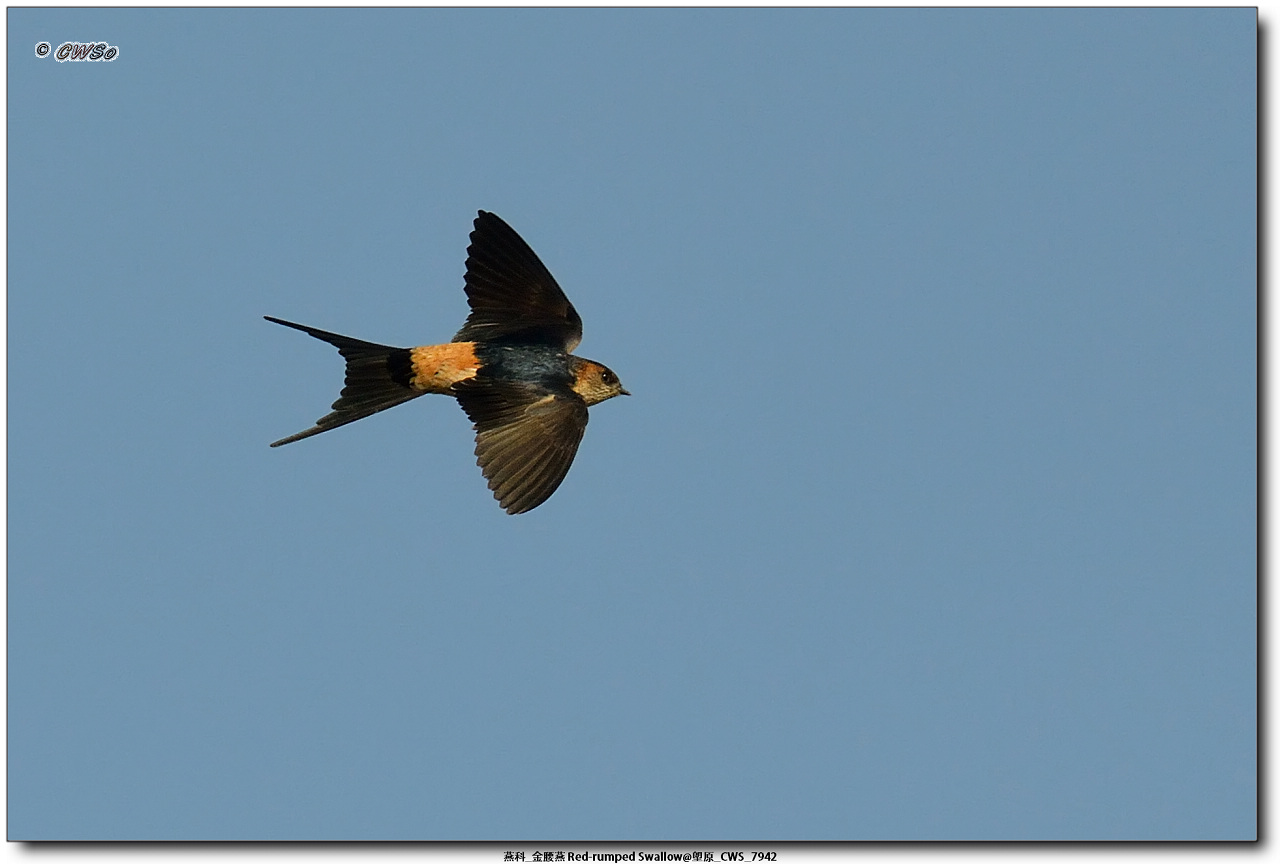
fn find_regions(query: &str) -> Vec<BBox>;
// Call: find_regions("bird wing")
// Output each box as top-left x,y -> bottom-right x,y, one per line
452,211 -> 584,352
453,377 -> 589,514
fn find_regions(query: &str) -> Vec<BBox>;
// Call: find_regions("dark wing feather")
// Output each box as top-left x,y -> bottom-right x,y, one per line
452,211 -> 583,352
454,377 -> 589,514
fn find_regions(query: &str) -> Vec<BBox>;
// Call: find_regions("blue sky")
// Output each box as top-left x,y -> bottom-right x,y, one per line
7,8 -> 1256,841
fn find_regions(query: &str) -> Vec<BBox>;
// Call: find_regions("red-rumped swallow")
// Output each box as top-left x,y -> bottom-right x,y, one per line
267,210 -> 628,514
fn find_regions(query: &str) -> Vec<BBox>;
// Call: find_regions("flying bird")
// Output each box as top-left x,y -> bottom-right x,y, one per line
266,210 -> 628,514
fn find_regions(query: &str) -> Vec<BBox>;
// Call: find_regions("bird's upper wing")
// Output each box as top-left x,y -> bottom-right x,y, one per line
452,211 -> 583,352
453,377 -> 589,514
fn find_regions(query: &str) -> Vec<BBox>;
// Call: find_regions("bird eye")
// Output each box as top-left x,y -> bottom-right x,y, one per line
601,369 -> 616,385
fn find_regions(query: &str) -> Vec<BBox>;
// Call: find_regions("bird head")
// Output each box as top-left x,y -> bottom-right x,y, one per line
569,357 -> 630,405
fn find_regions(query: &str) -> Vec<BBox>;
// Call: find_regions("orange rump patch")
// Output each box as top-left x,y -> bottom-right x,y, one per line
410,342 -> 482,393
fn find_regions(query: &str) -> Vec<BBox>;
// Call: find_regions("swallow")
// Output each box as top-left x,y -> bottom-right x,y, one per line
266,210 -> 628,514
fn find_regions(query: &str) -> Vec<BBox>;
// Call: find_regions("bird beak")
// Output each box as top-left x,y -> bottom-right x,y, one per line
619,388 -> 631,396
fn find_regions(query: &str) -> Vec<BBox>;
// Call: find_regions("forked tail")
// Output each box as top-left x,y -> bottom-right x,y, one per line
265,316 -> 423,446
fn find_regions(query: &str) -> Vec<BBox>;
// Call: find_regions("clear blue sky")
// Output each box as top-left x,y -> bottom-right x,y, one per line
7,8 -> 1255,841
